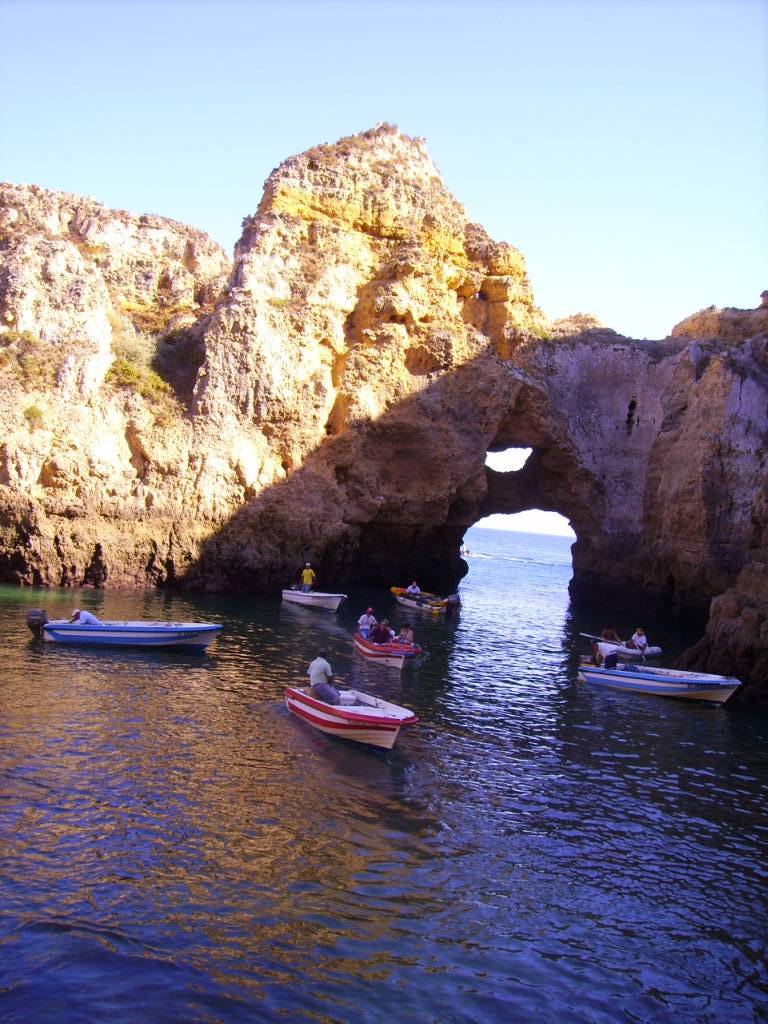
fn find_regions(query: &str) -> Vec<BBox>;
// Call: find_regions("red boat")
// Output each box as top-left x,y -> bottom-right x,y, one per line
284,686 -> 418,750
353,632 -> 423,670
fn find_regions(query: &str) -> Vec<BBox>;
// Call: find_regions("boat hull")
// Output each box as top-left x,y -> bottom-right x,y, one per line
42,621 -> 222,650
393,594 -> 446,613
284,686 -> 418,750
353,633 -> 422,669
281,590 -> 347,611
578,664 -> 741,703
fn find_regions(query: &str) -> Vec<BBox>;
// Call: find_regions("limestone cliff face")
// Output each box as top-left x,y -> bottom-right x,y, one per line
0,126 -> 766,695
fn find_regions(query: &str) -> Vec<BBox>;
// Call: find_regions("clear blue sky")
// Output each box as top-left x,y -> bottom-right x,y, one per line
1,0 -> 766,340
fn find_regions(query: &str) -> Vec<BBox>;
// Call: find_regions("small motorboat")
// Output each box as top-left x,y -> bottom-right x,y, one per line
281,588 -> 347,612
26,610 -> 222,651
284,685 -> 418,750
577,662 -> 742,703
353,632 -> 422,670
390,587 -> 460,614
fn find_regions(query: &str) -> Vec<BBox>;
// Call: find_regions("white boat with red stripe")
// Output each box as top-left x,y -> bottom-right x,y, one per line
353,632 -> 423,670
284,686 -> 418,750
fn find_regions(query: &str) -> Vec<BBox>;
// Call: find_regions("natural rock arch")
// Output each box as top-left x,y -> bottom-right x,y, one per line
0,126 -> 766,696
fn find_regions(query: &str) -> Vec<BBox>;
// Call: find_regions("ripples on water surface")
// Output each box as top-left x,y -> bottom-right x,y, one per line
1,527 -> 767,1023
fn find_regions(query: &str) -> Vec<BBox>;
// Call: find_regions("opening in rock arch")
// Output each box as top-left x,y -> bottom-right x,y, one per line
479,447 -> 576,539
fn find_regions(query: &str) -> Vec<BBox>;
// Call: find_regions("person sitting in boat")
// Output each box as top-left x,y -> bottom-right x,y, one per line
406,581 -> 421,596
369,619 -> 395,645
300,563 -> 316,593
396,625 -> 414,645
70,608 -> 100,625
601,627 -> 621,643
627,627 -> 648,653
307,650 -> 339,704
358,608 -> 377,638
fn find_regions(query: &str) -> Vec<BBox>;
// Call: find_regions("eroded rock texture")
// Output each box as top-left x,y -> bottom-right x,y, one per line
1,126 -> 766,695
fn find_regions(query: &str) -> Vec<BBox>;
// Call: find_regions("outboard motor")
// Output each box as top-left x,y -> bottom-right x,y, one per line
26,608 -> 49,640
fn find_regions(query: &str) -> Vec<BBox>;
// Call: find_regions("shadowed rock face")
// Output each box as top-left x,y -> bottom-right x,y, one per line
0,125 -> 766,695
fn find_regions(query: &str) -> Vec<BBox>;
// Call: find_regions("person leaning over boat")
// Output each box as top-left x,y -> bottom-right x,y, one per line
358,608 -> 377,638
70,608 -> 100,625
593,641 -> 619,669
300,563 -> 316,593
406,581 -> 421,596
307,650 -> 339,704
627,627 -> 648,653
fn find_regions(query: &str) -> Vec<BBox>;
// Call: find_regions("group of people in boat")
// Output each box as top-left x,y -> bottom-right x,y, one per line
358,607 -> 415,646
592,626 -> 650,667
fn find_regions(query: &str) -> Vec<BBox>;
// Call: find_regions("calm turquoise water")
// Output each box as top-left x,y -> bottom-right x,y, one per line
1,526 -> 767,1023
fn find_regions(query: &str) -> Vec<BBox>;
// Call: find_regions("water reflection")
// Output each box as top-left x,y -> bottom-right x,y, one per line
1,548 -> 767,1022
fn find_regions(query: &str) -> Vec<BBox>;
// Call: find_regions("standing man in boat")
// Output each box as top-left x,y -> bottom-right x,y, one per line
358,607 -> 377,638
307,650 -> 339,704
300,563 -> 316,593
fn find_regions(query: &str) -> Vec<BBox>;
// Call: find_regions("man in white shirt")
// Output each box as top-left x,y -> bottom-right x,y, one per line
595,642 -> 619,669
357,608 -> 377,638
307,651 -> 339,704
70,609 -> 100,625
406,581 -> 421,595
628,627 -> 648,653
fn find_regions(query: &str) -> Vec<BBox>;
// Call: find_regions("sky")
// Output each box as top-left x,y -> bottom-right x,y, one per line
1,0 -> 766,342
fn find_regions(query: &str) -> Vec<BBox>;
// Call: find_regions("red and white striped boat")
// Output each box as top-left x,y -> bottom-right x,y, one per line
353,632 -> 423,670
284,686 -> 418,750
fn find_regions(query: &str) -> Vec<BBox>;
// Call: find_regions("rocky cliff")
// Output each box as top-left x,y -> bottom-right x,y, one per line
1,125 -> 765,697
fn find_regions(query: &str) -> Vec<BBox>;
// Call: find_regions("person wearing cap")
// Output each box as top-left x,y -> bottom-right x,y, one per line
307,650 -> 339,704
300,563 -> 316,593
357,608 -> 377,638
70,608 -> 100,625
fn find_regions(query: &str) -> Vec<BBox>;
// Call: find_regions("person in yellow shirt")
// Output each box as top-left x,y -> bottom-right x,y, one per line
301,563 -> 316,592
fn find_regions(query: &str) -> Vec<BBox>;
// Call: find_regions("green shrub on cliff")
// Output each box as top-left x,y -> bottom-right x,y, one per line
120,298 -> 192,336
23,403 -> 44,430
107,356 -> 171,401
0,330 -> 60,387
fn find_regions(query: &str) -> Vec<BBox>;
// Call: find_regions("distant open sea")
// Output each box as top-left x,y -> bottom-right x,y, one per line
1,526 -> 766,1022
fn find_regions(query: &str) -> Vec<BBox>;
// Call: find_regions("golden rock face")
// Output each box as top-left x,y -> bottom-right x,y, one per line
0,126 -> 766,693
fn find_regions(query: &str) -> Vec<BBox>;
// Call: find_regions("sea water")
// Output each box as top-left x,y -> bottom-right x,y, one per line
0,526 -> 766,1022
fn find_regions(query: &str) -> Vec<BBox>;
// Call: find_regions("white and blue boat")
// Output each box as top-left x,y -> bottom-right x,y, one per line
34,616 -> 222,651
578,662 -> 742,703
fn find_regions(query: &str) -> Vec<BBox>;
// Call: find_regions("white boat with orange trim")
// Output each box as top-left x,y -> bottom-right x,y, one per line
353,632 -> 423,670
281,588 -> 347,611
577,662 -> 742,703
284,686 -> 418,750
